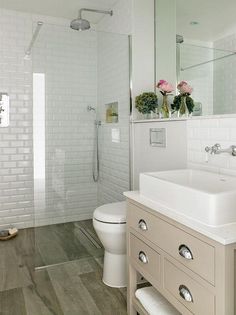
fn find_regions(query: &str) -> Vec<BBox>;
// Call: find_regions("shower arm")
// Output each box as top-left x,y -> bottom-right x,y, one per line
24,21 -> 43,58
78,8 -> 113,19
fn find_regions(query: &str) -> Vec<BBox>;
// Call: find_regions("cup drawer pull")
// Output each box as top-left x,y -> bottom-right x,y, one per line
179,245 -> 193,260
138,251 -> 148,264
138,219 -> 148,231
179,285 -> 194,303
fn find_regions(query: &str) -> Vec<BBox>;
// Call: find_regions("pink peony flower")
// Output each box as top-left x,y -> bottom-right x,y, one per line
177,81 -> 193,95
156,80 -> 174,94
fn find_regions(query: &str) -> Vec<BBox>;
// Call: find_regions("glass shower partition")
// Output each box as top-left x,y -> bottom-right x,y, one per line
32,22 -> 130,268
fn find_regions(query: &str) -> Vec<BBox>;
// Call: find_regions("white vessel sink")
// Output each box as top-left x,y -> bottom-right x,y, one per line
140,169 -> 236,226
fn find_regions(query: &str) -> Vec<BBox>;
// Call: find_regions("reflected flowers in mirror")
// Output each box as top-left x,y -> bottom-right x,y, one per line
156,80 -> 174,118
172,81 -> 195,117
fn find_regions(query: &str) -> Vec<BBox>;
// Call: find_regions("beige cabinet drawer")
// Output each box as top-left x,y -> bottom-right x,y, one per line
130,234 -> 161,285
128,203 -> 215,284
164,259 -> 215,315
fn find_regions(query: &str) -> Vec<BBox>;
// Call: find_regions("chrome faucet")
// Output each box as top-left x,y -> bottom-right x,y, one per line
205,143 -> 236,156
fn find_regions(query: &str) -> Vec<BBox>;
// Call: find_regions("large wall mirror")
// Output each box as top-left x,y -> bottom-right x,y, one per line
156,0 -> 236,116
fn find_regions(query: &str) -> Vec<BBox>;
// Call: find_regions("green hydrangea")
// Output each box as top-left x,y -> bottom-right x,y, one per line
135,92 -> 158,114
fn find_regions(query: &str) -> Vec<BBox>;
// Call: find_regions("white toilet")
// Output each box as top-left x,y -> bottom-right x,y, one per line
93,201 -> 127,288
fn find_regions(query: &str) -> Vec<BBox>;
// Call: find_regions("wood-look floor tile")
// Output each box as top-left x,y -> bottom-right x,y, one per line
52,223 -> 91,261
14,228 -> 35,274
36,239 -> 69,266
80,270 -> 127,315
48,263 -> 102,315
36,223 -> 92,267
0,220 -> 127,315
24,269 -> 64,315
63,256 -> 101,276
0,288 -> 27,315
0,246 -> 32,292
94,256 -> 104,268
23,285 -> 60,315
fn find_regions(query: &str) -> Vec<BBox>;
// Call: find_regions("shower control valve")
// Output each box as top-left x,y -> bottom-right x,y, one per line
0,105 -> 5,113
0,93 -> 9,127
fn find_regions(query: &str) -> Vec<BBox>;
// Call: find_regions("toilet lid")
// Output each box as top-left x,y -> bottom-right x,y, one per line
93,201 -> 126,223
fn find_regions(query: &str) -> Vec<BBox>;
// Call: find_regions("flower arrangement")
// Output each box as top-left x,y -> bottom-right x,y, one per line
135,92 -> 158,115
157,80 -> 174,95
172,81 -> 195,116
177,81 -> 193,95
156,80 -> 174,118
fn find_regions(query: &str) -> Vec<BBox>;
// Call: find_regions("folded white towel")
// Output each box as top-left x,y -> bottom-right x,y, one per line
135,286 -> 181,315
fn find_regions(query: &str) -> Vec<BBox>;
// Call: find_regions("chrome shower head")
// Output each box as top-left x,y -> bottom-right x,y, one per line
70,8 -> 113,31
70,18 -> 90,31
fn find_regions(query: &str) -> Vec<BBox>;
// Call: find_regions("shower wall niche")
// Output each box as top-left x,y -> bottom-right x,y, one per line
105,102 -> 119,123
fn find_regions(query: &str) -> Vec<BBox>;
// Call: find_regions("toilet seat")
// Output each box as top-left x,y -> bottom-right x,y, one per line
93,201 -> 126,224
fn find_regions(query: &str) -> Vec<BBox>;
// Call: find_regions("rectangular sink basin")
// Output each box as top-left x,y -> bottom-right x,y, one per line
140,169 -> 236,226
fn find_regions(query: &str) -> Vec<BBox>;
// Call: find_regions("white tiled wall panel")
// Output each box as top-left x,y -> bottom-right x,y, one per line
97,31 -> 130,205
213,34 -> 236,115
187,117 -> 236,176
97,0 -> 132,35
0,9 -> 34,229
96,0 -> 131,205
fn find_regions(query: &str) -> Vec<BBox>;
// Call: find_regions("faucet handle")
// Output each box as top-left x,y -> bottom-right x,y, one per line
205,143 -> 236,156
205,146 -> 211,153
211,143 -> 221,154
231,145 -> 236,156
205,144 -> 221,154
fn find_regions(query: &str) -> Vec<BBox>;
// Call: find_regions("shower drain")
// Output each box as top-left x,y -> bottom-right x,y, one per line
78,226 -> 102,249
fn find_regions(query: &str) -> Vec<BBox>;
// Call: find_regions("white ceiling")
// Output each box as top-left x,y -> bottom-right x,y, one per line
1,0 -> 235,41
177,0 -> 236,42
0,0 -> 118,23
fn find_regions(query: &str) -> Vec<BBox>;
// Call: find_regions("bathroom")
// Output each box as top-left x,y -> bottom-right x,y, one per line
0,0 -> 236,314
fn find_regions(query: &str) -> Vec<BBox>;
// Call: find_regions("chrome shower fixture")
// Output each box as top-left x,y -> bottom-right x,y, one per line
87,105 -> 96,112
24,21 -> 43,60
176,34 -> 184,44
70,8 -> 113,31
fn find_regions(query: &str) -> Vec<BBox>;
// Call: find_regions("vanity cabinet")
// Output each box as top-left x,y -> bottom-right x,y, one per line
127,199 -> 236,315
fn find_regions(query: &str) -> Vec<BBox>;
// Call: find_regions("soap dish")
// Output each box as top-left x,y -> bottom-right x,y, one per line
0,228 -> 18,241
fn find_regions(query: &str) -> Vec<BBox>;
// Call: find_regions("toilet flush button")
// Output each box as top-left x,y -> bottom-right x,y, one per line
150,128 -> 166,147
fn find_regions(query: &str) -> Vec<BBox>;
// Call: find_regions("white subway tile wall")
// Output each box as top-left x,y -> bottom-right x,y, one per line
97,0 -> 132,35
0,0 -> 131,228
213,33 -> 236,115
96,0 -> 131,205
187,117 -> 236,176
0,9 -> 34,229
97,32 -> 130,205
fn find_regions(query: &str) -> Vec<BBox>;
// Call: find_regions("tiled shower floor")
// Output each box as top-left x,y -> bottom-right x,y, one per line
0,220 -> 127,315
